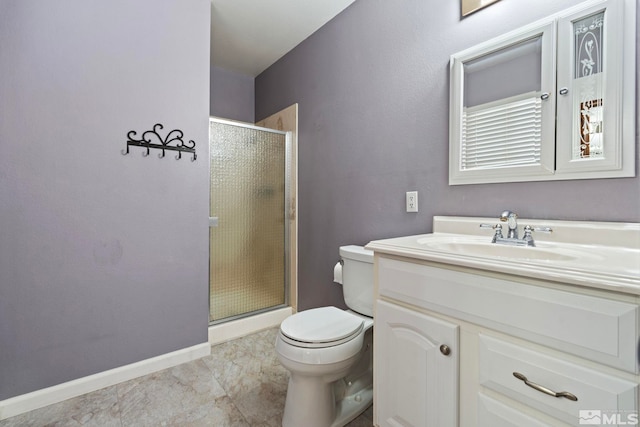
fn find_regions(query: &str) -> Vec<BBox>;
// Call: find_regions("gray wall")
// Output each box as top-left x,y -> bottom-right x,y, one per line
255,0 -> 640,312
210,65 -> 255,122
0,0 -> 210,400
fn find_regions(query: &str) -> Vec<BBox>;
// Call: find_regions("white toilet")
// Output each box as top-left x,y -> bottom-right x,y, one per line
275,245 -> 374,427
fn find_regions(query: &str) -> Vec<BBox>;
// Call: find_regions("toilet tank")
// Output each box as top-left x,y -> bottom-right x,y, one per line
339,245 -> 374,317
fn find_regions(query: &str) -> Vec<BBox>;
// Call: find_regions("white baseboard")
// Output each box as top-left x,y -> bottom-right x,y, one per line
0,342 -> 210,421
208,306 -> 293,345
1,308 -> 295,421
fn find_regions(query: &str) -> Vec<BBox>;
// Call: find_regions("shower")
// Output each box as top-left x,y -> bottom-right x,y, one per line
208,118 -> 291,323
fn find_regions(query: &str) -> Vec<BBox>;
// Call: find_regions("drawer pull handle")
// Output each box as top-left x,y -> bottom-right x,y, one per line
513,372 -> 578,401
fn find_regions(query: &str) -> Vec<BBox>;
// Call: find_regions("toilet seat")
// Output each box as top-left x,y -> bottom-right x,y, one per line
280,307 -> 364,349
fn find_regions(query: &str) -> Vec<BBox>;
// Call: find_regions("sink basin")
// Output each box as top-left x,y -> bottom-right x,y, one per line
417,240 -> 577,261
366,216 -> 640,294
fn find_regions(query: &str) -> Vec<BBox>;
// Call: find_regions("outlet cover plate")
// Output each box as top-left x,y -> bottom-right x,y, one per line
406,191 -> 418,212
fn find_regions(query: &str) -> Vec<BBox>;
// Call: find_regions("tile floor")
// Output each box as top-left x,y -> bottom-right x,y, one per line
0,328 -> 374,427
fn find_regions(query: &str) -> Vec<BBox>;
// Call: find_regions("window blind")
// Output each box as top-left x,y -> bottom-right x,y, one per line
461,96 -> 542,170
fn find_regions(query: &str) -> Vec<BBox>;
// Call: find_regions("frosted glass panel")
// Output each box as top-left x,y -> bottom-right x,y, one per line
209,121 -> 287,322
572,11 -> 604,159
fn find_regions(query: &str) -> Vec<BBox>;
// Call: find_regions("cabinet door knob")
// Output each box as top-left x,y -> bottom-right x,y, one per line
439,344 -> 451,356
540,92 -> 550,100
559,87 -> 569,95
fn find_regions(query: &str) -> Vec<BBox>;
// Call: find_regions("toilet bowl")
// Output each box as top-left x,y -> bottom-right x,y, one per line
275,245 -> 374,427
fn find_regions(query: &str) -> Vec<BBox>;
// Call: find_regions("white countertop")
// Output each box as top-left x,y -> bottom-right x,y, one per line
366,216 -> 640,295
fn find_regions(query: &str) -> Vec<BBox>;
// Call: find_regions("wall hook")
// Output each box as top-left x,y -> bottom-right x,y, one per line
123,123 -> 196,161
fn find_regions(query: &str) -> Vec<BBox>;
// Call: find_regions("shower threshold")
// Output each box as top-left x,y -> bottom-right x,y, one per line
208,306 -> 292,346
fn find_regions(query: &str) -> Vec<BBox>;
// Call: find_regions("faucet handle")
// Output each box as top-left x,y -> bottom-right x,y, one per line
480,223 -> 503,243
524,225 -> 553,234
522,225 -> 553,247
522,225 -> 535,246
532,226 -> 553,233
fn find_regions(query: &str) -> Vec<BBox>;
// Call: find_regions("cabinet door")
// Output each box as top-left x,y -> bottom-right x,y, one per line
375,300 -> 459,427
555,0 -> 635,177
449,20 -> 557,185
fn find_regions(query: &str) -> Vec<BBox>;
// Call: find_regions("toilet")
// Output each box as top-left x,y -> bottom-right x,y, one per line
275,245 -> 374,427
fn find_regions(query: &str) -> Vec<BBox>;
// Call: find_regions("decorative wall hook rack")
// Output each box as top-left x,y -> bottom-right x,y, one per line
121,123 -> 197,161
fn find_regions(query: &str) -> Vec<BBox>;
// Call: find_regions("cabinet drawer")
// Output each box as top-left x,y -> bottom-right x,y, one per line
479,334 -> 638,426
378,257 -> 639,372
478,393 -> 563,427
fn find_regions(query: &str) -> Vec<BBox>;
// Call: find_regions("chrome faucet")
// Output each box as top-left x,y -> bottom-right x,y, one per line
480,211 -> 553,247
500,210 -> 518,239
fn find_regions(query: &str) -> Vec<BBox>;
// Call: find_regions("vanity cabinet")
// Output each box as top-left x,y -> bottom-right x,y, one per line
372,255 -> 640,427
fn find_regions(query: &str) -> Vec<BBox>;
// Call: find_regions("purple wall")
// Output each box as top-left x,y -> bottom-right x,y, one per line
255,0 -> 640,312
210,66 -> 255,122
0,0 -> 210,400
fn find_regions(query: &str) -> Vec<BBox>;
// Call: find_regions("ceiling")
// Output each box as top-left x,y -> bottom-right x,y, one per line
211,0 -> 356,77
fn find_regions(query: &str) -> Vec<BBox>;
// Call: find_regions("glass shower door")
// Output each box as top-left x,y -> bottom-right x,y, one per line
209,118 -> 289,323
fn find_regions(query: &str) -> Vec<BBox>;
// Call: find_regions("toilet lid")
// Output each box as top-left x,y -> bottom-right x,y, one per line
280,307 -> 364,347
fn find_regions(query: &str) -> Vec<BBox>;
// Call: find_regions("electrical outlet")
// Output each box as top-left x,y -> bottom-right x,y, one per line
406,191 -> 418,212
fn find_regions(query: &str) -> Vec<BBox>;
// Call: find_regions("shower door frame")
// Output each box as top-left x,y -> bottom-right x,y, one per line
208,117 -> 292,325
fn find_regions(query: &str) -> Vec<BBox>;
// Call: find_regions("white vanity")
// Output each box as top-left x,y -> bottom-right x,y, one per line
367,216 -> 640,427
